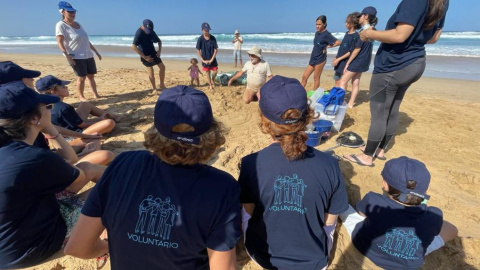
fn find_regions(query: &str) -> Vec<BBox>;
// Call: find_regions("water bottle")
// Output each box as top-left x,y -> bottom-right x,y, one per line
362,24 -> 371,31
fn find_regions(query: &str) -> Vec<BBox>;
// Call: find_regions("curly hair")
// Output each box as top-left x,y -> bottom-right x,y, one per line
143,120 -> 226,165
0,107 -> 42,146
259,106 -> 314,161
347,12 -> 361,30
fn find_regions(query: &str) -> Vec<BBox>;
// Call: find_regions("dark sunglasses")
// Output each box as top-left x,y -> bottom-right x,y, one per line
43,104 -> 54,110
66,10 -> 76,14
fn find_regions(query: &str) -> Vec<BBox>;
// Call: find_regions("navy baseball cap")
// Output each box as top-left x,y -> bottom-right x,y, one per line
143,19 -> 154,34
382,156 -> 431,201
0,61 -> 41,85
201,22 -> 211,31
358,6 -> 377,17
0,81 -> 60,119
259,76 -> 307,125
58,1 -> 77,12
154,85 -> 213,145
36,75 -> 70,92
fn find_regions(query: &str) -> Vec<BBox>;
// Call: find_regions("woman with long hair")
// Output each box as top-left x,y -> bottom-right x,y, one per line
344,0 -> 449,167
301,15 -> 340,90
238,76 -> 348,270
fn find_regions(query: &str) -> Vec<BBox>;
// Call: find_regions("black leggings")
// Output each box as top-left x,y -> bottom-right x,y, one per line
364,57 -> 426,156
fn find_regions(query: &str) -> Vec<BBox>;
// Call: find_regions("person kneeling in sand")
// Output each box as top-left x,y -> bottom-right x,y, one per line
36,75 -> 122,143
228,46 -> 272,104
339,156 -> 458,269
65,85 -> 240,270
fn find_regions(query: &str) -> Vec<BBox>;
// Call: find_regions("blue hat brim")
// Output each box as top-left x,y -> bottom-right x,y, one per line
38,94 -> 60,104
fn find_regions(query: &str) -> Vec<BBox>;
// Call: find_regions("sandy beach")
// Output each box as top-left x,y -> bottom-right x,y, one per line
3,53 -> 479,270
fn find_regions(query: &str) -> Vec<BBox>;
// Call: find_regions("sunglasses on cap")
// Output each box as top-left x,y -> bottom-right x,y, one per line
43,104 -> 54,110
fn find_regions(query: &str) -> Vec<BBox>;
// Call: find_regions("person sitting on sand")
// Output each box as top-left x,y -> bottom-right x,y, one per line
0,81 -> 106,269
65,85 -> 241,270
0,61 -> 112,163
238,76 -> 349,270
339,156 -> 458,269
196,22 -> 218,91
227,46 -> 273,104
36,75 -> 121,139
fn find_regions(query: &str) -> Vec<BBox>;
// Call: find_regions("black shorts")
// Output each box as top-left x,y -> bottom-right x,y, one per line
71,57 -> 97,77
141,55 -> 162,67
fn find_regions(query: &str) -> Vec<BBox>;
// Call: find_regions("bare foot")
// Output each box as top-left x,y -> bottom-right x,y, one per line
79,97 -> 88,102
343,153 -> 375,167
94,95 -> 101,99
77,141 -> 100,157
359,146 -> 386,160
159,84 -> 167,90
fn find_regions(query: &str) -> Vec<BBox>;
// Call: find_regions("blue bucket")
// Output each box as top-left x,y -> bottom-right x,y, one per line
306,131 -> 321,147
313,120 -> 333,141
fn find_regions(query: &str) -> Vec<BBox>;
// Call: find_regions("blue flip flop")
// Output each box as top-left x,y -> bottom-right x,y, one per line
344,154 -> 375,167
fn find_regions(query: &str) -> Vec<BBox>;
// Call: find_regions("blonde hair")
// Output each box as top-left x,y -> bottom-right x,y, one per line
143,119 -> 226,165
259,106 -> 314,160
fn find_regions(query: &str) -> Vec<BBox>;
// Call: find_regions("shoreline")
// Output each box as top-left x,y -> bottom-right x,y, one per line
1,44 -> 479,81
2,53 -> 479,104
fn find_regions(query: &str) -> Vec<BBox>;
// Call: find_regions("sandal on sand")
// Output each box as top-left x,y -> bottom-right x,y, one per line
343,154 -> 375,167
96,253 -> 109,269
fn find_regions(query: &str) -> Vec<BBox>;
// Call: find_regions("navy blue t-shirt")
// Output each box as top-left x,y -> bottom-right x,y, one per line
33,133 -> 50,149
334,31 -> 359,73
373,0 -> 449,73
82,151 -> 241,270
347,31 -> 374,73
0,141 -> 79,268
309,30 -> 338,66
51,101 -> 83,132
133,28 -> 161,58
352,192 -> 443,270
196,35 -> 218,68
238,144 -> 349,270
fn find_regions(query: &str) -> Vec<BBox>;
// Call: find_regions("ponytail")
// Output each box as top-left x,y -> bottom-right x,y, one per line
259,107 -> 314,161
367,15 -> 378,28
424,0 -> 448,30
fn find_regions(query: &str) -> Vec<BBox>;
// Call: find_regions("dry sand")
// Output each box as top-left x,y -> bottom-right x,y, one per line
3,54 -> 479,270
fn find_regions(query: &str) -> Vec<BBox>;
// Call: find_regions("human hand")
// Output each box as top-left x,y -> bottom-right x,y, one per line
156,51 -> 161,58
144,55 -> 154,63
41,123 -> 60,138
332,58 -> 338,67
66,54 -> 76,65
359,28 -> 372,42
228,79 -> 233,86
97,52 -> 102,60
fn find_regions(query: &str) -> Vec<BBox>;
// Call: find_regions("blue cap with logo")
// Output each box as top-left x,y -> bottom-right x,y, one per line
382,156 -> 431,201
36,75 -> 71,92
154,85 -> 213,145
58,1 -> 77,12
358,6 -> 377,17
259,76 -> 307,125
143,19 -> 154,34
201,22 -> 211,31
0,81 -> 60,119
0,61 -> 41,85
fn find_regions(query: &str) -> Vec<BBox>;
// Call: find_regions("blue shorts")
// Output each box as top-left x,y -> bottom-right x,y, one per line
233,50 -> 242,60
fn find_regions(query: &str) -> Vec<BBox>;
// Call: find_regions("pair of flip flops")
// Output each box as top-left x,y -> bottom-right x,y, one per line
344,154 -> 375,167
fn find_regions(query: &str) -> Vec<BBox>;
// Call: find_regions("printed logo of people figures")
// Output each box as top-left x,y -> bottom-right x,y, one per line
270,174 -> 308,214
135,195 -> 179,240
378,228 -> 422,259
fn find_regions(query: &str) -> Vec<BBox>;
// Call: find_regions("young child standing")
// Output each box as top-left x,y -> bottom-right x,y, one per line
332,12 -> 361,87
227,46 -> 273,104
187,58 -> 203,86
339,156 -> 458,269
340,7 -> 378,108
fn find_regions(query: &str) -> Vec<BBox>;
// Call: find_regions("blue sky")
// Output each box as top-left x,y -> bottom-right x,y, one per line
0,0 -> 477,36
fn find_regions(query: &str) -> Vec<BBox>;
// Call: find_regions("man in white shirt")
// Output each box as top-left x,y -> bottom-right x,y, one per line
228,46 -> 273,104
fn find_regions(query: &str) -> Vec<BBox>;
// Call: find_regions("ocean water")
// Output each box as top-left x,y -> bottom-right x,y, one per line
1,32 -> 479,80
